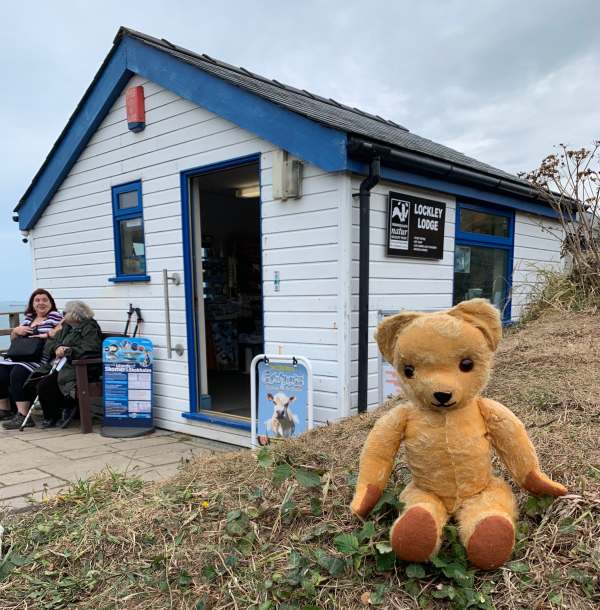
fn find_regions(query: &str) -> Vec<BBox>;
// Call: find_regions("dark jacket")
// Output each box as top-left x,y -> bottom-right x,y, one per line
38,318 -> 103,398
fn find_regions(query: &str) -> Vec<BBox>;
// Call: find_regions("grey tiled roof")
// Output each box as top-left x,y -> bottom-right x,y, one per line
123,28 -> 521,185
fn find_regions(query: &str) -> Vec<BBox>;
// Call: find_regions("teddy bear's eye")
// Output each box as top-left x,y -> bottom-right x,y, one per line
459,358 -> 474,372
404,365 -> 415,378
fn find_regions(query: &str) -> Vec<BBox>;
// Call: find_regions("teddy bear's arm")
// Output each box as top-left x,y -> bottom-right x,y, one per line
479,398 -> 567,497
350,404 -> 409,518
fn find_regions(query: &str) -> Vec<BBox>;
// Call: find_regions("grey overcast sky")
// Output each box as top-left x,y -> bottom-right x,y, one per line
1,0 -> 599,300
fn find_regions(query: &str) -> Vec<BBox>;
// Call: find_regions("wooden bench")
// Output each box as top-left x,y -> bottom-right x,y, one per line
2,316 -> 117,434
72,355 -> 102,433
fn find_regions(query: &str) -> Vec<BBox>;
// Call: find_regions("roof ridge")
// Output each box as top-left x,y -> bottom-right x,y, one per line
120,27 -> 410,133
112,28 -> 526,185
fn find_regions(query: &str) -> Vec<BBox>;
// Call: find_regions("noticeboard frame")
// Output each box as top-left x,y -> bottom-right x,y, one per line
377,308 -> 437,406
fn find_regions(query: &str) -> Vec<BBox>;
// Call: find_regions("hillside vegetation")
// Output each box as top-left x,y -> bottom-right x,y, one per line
0,311 -> 598,609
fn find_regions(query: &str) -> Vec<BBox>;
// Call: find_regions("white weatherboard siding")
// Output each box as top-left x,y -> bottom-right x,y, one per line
349,179 -> 456,412
511,212 -> 564,321
262,166 -> 345,426
30,75 -> 345,445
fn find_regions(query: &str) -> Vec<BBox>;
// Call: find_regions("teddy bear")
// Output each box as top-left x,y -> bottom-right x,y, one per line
350,299 -> 567,570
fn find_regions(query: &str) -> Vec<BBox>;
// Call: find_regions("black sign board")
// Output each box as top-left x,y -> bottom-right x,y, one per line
387,192 -> 446,259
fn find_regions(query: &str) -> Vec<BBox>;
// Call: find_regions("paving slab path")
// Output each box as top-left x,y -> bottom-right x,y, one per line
0,424 -> 240,512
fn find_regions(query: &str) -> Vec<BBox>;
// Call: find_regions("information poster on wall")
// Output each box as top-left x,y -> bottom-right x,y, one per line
387,192 -> 446,259
380,359 -> 404,403
378,310 -> 406,404
251,355 -> 313,447
102,336 -> 154,437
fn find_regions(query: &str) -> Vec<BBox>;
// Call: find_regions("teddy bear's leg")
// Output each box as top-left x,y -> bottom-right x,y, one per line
390,482 -> 448,562
456,476 -> 518,570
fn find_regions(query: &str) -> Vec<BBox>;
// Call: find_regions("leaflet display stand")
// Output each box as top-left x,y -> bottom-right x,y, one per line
101,336 -> 155,438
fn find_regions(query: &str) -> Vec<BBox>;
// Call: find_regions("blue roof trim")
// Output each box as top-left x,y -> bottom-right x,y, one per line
18,35 -> 347,229
18,46 -> 131,230
124,37 -> 347,172
347,159 -> 558,219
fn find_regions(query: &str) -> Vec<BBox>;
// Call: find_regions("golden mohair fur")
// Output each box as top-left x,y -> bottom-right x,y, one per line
351,298 -> 567,570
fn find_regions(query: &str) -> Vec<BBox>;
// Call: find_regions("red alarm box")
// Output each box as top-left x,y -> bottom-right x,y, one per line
126,86 -> 146,132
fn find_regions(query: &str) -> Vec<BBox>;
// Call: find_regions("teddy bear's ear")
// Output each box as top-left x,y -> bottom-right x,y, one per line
447,298 -> 502,351
375,311 -> 422,363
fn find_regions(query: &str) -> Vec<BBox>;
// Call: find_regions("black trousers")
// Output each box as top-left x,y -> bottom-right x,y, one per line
38,373 -> 75,422
0,364 -> 33,403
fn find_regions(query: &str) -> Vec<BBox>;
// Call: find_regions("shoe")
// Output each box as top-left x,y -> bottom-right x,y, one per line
41,418 -> 58,429
0,410 -> 14,421
2,412 -> 35,430
58,406 -> 76,429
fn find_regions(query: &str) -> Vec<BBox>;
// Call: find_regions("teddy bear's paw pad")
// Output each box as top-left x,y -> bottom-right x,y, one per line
467,515 -> 514,570
390,506 -> 438,562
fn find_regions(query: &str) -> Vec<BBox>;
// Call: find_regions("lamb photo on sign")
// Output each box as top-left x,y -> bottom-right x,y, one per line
265,392 -> 298,438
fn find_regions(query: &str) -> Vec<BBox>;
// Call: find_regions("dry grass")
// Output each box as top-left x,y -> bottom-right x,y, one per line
520,269 -> 600,323
0,312 -> 598,610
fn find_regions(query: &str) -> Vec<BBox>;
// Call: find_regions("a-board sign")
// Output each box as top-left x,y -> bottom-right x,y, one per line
101,336 -> 154,437
250,355 -> 313,447
387,191 -> 446,259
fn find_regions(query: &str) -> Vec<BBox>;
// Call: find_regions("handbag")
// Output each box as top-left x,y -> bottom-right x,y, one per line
5,336 -> 46,362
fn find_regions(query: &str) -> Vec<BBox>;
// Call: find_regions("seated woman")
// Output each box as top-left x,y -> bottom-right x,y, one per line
0,289 -> 63,429
36,300 -> 102,429
31,301 -> 102,428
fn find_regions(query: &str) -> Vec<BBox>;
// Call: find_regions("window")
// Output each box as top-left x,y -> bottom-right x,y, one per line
459,208 -> 509,238
109,181 -> 150,282
454,203 -> 514,322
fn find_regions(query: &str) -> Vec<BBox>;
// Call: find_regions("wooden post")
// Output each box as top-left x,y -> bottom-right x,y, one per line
0,312 -> 21,344
74,360 -> 95,434
8,312 -> 20,329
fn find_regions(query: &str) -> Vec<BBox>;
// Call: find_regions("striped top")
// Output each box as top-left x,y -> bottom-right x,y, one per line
22,311 -> 64,336
0,310 -> 64,372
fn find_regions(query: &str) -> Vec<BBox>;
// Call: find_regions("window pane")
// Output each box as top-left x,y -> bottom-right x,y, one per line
119,217 -> 146,275
453,245 -> 508,313
460,209 -> 509,237
118,190 -> 138,210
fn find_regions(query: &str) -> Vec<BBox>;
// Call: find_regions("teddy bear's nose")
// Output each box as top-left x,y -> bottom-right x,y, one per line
433,391 -> 453,405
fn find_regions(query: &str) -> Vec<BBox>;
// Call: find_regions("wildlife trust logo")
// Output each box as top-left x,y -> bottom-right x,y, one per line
389,197 -> 410,250
392,199 -> 410,223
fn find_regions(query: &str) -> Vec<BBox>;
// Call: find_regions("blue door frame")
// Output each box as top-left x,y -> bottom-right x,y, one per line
454,202 -> 515,323
180,153 -> 261,431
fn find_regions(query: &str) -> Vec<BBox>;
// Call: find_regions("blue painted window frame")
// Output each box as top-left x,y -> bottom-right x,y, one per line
180,153 -> 262,432
109,180 -> 151,283
454,202 -> 514,323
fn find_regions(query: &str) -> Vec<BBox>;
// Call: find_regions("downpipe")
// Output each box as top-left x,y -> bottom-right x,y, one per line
357,156 -> 380,413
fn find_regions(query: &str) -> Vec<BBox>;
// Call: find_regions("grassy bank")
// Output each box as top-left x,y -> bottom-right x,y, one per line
0,311 -> 598,609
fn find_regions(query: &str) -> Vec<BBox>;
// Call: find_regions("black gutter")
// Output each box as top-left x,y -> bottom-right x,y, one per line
347,137 -> 543,202
357,156 -> 381,414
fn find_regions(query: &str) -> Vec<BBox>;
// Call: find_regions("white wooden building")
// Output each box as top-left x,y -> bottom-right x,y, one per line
14,28 -> 563,446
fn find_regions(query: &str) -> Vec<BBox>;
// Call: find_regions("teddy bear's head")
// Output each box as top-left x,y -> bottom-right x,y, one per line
376,299 -> 502,411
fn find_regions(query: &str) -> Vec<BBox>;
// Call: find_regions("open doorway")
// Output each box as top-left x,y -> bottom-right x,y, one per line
190,161 -> 262,420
